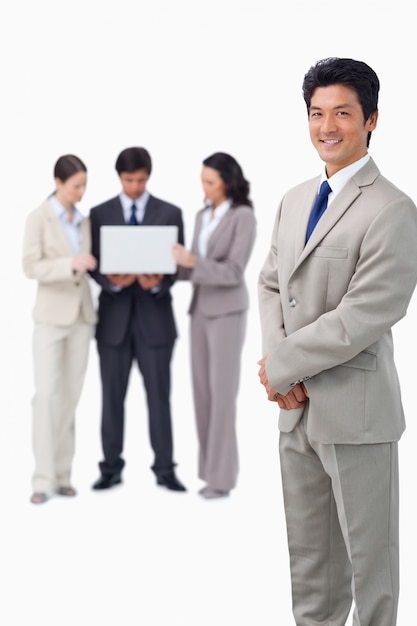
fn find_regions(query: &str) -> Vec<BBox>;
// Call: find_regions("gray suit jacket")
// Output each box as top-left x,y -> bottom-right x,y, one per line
22,200 -> 97,326
258,158 -> 417,444
180,205 -> 256,317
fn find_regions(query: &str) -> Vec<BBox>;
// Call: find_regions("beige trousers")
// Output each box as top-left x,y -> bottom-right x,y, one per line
31,319 -> 92,493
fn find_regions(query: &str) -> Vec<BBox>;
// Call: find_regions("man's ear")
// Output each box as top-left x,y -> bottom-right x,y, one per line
367,110 -> 378,132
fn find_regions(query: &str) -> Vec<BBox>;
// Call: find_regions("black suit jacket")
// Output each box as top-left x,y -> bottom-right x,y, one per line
89,194 -> 184,348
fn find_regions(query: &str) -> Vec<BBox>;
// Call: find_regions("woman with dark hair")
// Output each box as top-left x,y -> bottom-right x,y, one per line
173,152 -> 256,498
22,155 -> 97,504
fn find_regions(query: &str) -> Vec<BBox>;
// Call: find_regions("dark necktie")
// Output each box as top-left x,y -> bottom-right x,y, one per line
129,203 -> 138,225
305,180 -> 332,242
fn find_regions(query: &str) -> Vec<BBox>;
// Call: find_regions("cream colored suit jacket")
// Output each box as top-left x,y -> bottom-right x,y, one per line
22,200 -> 97,326
258,158 -> 417,444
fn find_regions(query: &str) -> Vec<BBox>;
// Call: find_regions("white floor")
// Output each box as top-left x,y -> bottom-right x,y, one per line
1,276 -> 290,625
1,273 -> 416,625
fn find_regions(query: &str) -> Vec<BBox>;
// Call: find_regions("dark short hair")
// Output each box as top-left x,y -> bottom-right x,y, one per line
202,152 -> 253,209
115,147 -> 152,175
302,57 -> 380,146
54,154 -> 87,182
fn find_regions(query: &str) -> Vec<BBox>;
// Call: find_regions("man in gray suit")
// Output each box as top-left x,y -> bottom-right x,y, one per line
257,58 -> 417,625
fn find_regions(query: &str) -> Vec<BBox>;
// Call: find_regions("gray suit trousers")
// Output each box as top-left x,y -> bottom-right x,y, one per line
279,411 -> 399,626
190,309 -> 247,491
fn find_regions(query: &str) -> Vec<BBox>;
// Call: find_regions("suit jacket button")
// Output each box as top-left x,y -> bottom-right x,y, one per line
289,298 -> 296,308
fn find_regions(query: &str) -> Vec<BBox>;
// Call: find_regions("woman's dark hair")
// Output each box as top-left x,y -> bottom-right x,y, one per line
115,147 -> 152,175
202,152 -> 253,209
54,154 -> 87,182
302,57 -> 380,147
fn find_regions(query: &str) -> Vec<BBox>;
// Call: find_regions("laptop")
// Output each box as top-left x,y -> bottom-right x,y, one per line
99,225 -> 179,274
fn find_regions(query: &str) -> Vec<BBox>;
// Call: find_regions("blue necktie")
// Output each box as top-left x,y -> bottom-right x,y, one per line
129,203 -> 138,225
305,180 -> 331,242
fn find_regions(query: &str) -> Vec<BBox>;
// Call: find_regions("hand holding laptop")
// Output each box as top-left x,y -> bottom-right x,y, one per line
137,274 -> 163,289
107,273 -> 163,290
107,274 -> 137,287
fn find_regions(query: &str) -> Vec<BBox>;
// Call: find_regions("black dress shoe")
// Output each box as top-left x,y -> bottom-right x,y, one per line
156,472 -> 187,492
92,474 -> 122,490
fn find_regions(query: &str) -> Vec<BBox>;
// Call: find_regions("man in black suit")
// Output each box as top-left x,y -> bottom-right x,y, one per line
89,146 -> 186,492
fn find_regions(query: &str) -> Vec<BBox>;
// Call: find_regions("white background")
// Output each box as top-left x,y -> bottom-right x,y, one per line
1,1 -> 416,624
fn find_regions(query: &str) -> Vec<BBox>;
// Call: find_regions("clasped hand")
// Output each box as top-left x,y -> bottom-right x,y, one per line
106,274 -> 163,289
257,355 -> 309,410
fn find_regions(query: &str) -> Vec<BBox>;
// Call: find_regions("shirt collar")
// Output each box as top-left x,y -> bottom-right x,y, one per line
49,193 -> 82,226
205,198 -> 232,218
323,154 -> 370,196
120,190 -> 149,213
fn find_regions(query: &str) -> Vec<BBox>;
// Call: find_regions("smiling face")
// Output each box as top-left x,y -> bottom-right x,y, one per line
308,84 -> 378,178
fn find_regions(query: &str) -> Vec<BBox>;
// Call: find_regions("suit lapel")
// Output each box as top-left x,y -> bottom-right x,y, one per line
110,197 -> 126,224
301,180 -> 361,253
294,180 -> 320,263
191,211 -> 204,255
293,158 -> 380,272
141,195 -> 154,225
205,210 -> 233,256
43,202 -> 74,254
79,219 -> 90,253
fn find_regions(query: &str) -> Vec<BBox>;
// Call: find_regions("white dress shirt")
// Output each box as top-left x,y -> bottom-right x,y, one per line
321,153 -> 370,207
120,190 -> 149,223
49,193 -> 82,254
198,199 -> 232,258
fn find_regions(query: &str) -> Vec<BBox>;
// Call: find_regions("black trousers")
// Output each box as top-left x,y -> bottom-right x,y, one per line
97,322 -> 175,478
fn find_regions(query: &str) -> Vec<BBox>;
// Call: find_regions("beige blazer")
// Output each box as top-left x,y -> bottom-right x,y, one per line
181,205 -> 256,317
258,158 -> 417,444
22,200 -> 97,326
